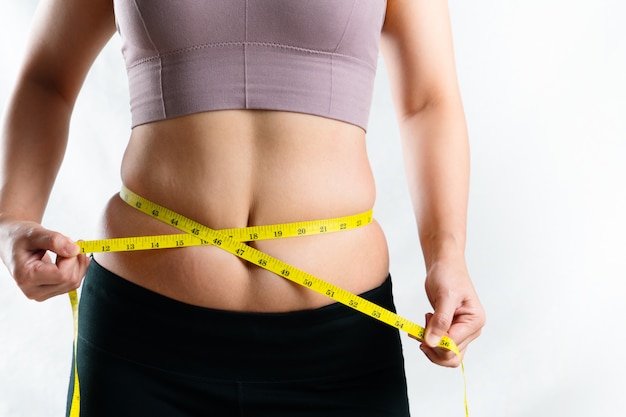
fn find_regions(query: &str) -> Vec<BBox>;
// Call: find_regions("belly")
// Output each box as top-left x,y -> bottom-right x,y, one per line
95,110 -> 390,312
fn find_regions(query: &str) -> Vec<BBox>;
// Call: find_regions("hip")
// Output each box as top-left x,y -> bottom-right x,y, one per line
71,261 -> 409,416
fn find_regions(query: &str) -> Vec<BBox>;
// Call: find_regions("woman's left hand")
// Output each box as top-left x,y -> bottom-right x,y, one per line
415,261 -> 486,367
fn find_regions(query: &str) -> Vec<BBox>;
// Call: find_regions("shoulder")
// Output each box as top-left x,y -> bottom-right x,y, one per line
18,0 -> 116,100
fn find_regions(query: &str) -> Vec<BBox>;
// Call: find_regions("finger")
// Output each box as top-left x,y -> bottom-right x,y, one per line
448,324 -> 483,354
49,253 -> 90,293
420,343 -> 464,368
419,327 -> 481,365
424,296 -> 457,348
14,227 -> 79,270
445,303 -> 486,352
28,230 -> 80,258
421,312 -> 462,365
19,253 -> 89,301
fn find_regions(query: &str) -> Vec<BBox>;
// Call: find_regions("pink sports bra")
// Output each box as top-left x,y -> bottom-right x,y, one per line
113,0 -> 387,130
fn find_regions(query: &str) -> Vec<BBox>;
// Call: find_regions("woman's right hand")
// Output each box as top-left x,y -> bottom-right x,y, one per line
0,217 -> 90,301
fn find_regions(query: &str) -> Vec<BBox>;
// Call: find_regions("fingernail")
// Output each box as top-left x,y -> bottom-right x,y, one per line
65,242 -> 79,255
426,332 -> 441,347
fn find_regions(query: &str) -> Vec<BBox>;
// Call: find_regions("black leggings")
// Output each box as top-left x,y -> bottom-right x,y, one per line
67,260 -> 410,416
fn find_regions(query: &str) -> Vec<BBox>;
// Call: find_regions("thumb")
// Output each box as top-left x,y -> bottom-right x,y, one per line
424,298 -> 456,348
31,228 -> 80,258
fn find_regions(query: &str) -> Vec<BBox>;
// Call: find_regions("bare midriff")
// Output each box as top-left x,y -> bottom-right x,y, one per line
95,110 -> 390,312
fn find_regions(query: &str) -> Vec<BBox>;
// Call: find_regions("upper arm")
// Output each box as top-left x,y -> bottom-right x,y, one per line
18,0 -> 116,104
381,0 -> 463,118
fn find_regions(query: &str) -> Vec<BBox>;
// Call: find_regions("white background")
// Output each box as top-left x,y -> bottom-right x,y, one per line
1,1 -> 625,416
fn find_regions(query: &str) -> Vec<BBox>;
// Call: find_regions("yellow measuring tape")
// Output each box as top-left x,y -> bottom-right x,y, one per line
68,185 -> 467,416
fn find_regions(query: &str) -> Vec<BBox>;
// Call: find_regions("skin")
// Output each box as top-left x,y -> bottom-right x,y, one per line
0,0 -> 485,368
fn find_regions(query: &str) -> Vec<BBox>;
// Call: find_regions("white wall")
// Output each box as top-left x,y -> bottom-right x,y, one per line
1,1 -> 625,416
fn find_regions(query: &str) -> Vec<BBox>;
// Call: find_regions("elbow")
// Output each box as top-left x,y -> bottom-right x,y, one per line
10,71 -> 77,118
396,92 -> 465,125
14,58 -> 82,112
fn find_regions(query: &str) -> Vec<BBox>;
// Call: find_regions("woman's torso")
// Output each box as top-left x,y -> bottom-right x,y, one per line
95,110 -> 390,312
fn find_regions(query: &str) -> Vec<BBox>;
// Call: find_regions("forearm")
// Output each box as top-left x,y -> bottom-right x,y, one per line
399,99 -> 470,270
0,76 -> 74,222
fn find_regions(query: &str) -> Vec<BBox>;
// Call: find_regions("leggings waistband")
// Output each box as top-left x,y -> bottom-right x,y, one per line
78,260 -> 403,381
